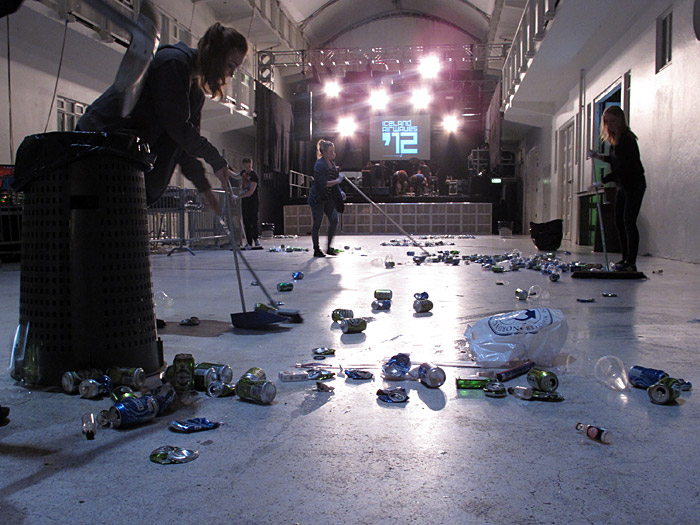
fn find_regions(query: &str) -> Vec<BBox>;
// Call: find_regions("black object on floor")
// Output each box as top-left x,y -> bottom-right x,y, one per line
276,308 -> 304,323
571,270 -> 647,279
231,310 -> 286,330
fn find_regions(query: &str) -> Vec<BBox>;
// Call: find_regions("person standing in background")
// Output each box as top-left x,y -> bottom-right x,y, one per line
589,105 -> 646,272
308,139 -> 344,257
239,157 -> 260,249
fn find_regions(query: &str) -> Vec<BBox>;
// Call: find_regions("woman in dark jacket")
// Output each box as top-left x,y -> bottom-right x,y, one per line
308,139 -> 344,257
590,106 -> 646,272
78,23 -> 247,213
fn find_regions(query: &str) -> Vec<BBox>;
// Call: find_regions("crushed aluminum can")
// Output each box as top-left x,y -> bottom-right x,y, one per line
149,445 -> 199,465
292,271 -> 304,280
312,347 -> 336,356
206,381 -> 236,397
371,300 -> 391,311
602,292 -> 618,297
483,381 -> 507,398
514,288 -> 528,301
648,377 -> 682,405
382,353 -> 412,379
344,369 -> 374,380
332,309 -> 354,322
413,291 -> 429,300
577,298 -> 595,303
629,366 -> 668,389
168,417 -> 221,433
148,384 -> 177,416
277,282 -> 294,292
376,387 -> 409,403
79,375 -> 113,399
306,369 -> 335,380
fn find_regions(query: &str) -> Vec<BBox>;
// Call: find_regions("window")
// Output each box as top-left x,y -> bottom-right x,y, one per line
656,10 -> 672,72
56,97 -> 87,132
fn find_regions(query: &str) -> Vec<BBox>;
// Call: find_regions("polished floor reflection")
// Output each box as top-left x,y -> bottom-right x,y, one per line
0,234 -> 697,523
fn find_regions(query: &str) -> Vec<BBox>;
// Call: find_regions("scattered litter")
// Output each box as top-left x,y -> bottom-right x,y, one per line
652,269 -> 663,275
576,298 -> 595,303
414,291 -> 429,300
153,290 -> 175,308
374,289 -> 393,300
82,413 -> 96,440
382,353 -> 412,379
179,316 -> 200,326
235,368 -> 276,404
372,299 -> 391,311
149,446 -> 199,465
464,308 -> 568,366
483,381 -> 507,398
251,280 -> 259,286
376,386 -> 409,403
413,299 -> 433,313
456,377 -> 492,389
276,282 -> 293,292
207,381 -> 236,397
594,356 -> 629,391
648,378 -> 682,405
575,423 -> 611,444
601,292 -> 618,297
332,309 -> 354,322
169,417 -> 220,433
315,382 -> 335,392
508,386 -> 564,402
496,361 -> 536,382
312,347 -> 336,356
340,318 -> 367,333
292,271 -> 304,280
345,369 -> 374,380
408,362 -> 446,388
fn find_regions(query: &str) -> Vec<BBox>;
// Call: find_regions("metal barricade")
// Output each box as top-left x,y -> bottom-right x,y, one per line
147,186 -> 242,255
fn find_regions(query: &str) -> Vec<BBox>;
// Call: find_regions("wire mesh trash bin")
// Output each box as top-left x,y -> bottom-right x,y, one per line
11,132 -> 164,386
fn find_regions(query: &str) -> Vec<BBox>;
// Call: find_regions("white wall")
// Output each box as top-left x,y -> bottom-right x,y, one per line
538,0 -> 700,262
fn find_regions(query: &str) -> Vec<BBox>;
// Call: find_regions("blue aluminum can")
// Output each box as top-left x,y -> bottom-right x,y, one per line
148,384 -> 177,416
292,271 -> 304,280
382,353 -> 412,379
108,395 -> 159,428
629,366 -> 668,388
371,300 -> 391,310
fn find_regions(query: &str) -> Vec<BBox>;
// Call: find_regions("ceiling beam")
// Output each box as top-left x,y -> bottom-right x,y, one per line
299,0 -> 342,31
318,10 -> 484,48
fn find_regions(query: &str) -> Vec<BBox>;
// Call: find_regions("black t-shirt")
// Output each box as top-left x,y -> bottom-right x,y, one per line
241,169 -> 259,204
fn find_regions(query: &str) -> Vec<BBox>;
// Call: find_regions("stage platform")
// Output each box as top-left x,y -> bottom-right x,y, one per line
283,201 -> 492,235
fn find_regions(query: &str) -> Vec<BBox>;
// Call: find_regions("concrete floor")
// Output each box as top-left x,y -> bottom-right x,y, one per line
0,233 -> 698,524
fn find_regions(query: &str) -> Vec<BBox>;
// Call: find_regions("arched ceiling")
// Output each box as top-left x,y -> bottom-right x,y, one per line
202,0 -> 527,50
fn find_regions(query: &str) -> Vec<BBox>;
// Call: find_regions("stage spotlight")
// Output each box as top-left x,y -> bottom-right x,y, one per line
442,114 -> 459,133
323,80 -> 341,97
411,88 -> 431,110
337,116 -> 357,136
419,55 -> 441,79
369,89 -> 389,111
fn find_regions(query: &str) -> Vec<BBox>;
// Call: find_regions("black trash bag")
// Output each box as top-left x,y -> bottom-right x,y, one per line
530,219 -> 563,251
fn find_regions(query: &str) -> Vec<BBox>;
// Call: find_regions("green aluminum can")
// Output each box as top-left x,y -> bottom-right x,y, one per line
340,318 -> 367,334
413,299 -> 433,313
648,377 -> 682,405
207,381 -> 236,397
107,366 -> 146,389
241,367 -> 266,381
197,362 -> 234,384
526,368 -> 559,392
61,369 -> 103,394
456,377 -> 492,389
173,353 -> 195,392
331,309 -> 354,322
235,377 -> 277,404
193,366 -> 217,391
277,282 -> 294,292
110,385 -> 137,403
374,289 -> 393,300
255,302 -> 278,313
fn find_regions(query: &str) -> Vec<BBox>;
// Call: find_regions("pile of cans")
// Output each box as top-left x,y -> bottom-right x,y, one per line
629,365 -> 692,405
381,353 -> 446,389
331,308 -> 367,334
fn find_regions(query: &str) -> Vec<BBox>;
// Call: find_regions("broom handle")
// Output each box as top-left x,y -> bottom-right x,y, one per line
222,181 -> 278,307
342,177 -> 431,256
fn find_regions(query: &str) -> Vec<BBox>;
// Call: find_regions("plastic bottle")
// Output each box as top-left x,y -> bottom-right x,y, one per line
594,355 -> 630,391
82,413 -> 97,440
575,422 -> 611,444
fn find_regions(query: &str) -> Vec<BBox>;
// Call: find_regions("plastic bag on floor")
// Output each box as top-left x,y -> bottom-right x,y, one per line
464,308 -> 568,367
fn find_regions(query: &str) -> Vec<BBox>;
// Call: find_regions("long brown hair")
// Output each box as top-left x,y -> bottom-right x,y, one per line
197,23 -> 248,100
600,105 -> 636,146
317,139 -> 334,159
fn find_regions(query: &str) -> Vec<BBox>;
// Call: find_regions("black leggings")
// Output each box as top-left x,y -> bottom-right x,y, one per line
242,203 -> 258,245
614,185 -> 645,265
310,199 -> 338,250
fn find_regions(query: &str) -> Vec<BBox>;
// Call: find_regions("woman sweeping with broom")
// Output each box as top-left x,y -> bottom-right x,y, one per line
589,106 -> 646,272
